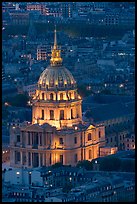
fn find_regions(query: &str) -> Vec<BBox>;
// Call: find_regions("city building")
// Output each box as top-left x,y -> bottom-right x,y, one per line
9,10 -> 30,25
10,28 -> 106,168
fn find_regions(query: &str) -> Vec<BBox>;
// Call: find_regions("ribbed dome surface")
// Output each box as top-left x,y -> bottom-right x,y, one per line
38,65 -> 76,90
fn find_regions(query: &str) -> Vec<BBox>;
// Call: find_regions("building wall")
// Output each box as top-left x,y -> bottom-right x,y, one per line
10,123 -> 105,168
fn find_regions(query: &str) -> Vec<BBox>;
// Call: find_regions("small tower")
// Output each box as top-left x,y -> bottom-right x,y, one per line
50,26 -> 63,67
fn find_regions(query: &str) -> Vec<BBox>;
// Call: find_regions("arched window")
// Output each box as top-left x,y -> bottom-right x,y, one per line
89,150 -> 92,159
88,133 -> 92,141
42,93 -> 44,100
50,93 -> 54,100
60,93 -> 63,100
50,110 -> 54,120
60,110 -> 64,120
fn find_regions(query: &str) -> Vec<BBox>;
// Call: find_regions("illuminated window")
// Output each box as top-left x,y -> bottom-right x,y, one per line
41,109 -> 44,120
50,110 -> 54,120
60,110 -> 64,120
89,150 -> 92,159
88,133 -> 91,141
42,93 -> 44,100
50,93 -> 54,100
60,93 -> 63,100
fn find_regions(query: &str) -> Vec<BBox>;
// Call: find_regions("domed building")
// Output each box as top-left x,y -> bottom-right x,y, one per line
10,28 -> 106,168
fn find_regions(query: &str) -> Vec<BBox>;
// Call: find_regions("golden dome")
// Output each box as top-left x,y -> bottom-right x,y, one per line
38,65 -> 76,90
38,26 -> 76,90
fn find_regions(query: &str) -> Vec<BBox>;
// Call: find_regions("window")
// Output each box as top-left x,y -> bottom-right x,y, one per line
74,154 -> 77,163
28,152 -> 31,166
50,110 -> 54,120
111,138 -> 112,142
41,109 -> 44,120
60,110 -> 64,120
74,137 -> 77,144
99,131 -> 101,138
89,150 -> 92,159
42,93 -> 44,100
16,151 -> 20,162
17,135 -> 20,142
127,144 -> 129,147
71,109 -> 73,119
88,133 -> 91,141
59,138 -> 63,144
60,155 -> 63,164
39,133 -> 42,146
28,132 -> 30,145
50,93 -> 54,100
60,93 -> 63,100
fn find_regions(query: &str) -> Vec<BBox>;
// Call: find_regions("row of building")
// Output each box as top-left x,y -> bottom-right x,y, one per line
2,165 -> 135,202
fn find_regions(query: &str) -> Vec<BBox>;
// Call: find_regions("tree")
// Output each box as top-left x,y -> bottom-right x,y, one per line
5,94 -> 29,107
99,157 -> 121,171
51,162 -> 63,169
76,160 -> 92,170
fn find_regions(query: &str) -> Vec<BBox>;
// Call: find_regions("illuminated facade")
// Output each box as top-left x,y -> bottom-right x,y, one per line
10,28 -> 106,168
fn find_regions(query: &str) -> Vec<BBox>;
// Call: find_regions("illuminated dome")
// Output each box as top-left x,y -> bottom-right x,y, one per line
37,26 -> 76,90
38,65 -> 76,90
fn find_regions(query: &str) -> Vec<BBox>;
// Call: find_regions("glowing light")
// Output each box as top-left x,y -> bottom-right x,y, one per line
12,126 -> 15,129
75,126 -> 78,130
78,95 -> 81,99
95,160 -> 98,164
29,172 -> 32,174
3,151 -> 5,154
119,84 -> 124,88
69,177 -> 72,181
16,172 -> 20,175
4,102 -> 9,106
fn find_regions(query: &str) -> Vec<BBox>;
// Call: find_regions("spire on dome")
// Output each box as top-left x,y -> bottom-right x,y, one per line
50,25 -> 63,67
53,25 -> 57,50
